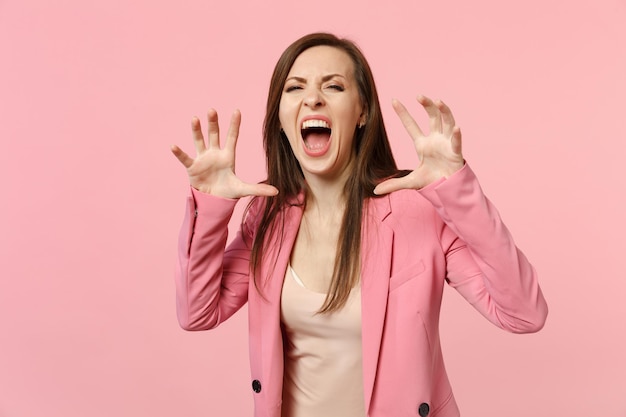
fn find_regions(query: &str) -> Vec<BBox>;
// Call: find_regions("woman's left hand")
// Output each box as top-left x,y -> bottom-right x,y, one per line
374,95 -> 465,194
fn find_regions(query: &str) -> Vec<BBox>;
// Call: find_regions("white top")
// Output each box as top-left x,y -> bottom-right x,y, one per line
280,265 -> 366,417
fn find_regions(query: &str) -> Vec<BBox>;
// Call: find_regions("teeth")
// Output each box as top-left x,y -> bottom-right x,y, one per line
301,119 -> 330,129
305,142 -> 326,150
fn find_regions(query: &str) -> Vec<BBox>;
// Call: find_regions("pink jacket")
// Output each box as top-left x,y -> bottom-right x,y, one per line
175,164 -> 548,417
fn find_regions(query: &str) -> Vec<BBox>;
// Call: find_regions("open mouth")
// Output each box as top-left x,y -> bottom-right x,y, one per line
301,119 -> 332,153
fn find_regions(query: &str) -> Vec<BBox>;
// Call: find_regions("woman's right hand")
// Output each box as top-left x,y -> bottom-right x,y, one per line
170,109 -> 278,199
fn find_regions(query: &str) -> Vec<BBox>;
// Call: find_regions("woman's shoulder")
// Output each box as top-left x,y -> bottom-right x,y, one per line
244,192 -> 304,230
367,188 -> 436,223
376,188 -> 430,207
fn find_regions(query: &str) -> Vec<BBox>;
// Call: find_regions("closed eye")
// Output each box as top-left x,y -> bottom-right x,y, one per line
285,85 -> 302,92
327,84 -> 344,91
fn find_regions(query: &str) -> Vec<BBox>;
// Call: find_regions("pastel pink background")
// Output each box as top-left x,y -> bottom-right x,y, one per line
1,0 -> 625,416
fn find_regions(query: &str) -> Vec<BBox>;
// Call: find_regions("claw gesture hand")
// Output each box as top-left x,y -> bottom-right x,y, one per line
171,109 -> 278,199
374,95 -> 465,194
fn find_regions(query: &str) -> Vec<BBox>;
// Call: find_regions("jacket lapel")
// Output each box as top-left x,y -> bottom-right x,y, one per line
360,195 -> 393,412
262,201 -> 304,299
256,198 -> 304,413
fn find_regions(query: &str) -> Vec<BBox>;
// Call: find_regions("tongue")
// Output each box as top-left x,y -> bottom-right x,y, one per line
305,131 -> 330,150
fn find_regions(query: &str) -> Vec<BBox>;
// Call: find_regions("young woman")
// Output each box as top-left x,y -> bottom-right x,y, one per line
171,33 -> 548,417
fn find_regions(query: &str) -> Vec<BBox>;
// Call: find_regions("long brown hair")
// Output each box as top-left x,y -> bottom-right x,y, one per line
248,33 -> 406,313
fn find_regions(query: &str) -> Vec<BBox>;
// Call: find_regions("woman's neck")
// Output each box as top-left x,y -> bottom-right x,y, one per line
306,187 -> 345,226
302,171 -> 349,219
301,153 -> 356,213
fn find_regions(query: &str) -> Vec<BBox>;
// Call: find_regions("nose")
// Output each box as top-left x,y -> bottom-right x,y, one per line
303,88 -> 324,108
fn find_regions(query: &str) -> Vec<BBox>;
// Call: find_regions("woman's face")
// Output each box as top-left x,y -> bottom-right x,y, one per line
279,45 -> 365,181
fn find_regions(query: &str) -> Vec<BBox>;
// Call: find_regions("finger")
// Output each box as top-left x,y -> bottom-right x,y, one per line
451,126 -> 462,156
170,145 -> 195,168
191,116 -> 206,153
417,95 -> 442,134
373,176 -> 417,196
436,100 -> 456,137
225,109 -> 242,154
239,182 -> 279,197
207,108 -> 220,148
392,99 -> 424,139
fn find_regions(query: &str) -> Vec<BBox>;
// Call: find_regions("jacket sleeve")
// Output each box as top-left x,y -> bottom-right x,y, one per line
174,187 -> 256,331
418,164 -> 548,333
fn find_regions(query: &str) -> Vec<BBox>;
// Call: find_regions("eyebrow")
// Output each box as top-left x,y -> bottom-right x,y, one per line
285,74 -> 347,83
